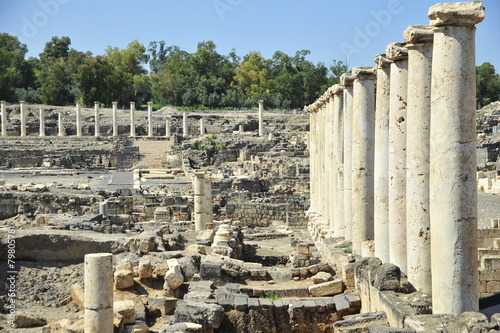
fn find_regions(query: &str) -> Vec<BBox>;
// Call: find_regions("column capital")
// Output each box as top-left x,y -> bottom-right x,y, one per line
258,100 -> 264,104
19,101 -> 25,104
404,25 -> 434,45
94,101 -> 99,105
332,84 -> 344,95
76,101 -> 81,106
130,101 -> 135,105
352,67 -> 377,80
428,1 -> 485,26
147,101 -> 153,106
340,73 -> 354,87
386,42 -> 408,61
112,101 -> 118,105
1,100 -> 6,104
195,172 -> 205,178
374,54 -> 392,69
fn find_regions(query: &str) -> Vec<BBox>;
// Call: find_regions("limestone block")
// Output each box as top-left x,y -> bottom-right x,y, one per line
373,264 -> 401,291
138,260 -> 152,280
114,300 -> 136,324
173,300 -> 225,329
123,321 -> 148,333
478,269 -> 495,282
114,270 -> 135,290
312,271 -> 333,284
345,292 -> 361,308
404,314 -> 467,332
481,256 -> 500,270
200,262 -> 222,279
148,297 -> 178,316
342,262 -> 355,289
369,325 -> 416,333
116,262 -> 134,275
186,244 -> 207,255
308,264 -> 319,274
153,265 -> 169,277
308,279 -> 344,297
296,243 -> 310,255
333,312 -> 388,331
164,322 -> 203,332
458,312 -> 488,330
12,313 -> 47,328
71,283 -> 84,311
428,1 -> 485,26
164,264 -> 184,290
487,281 -> 500,293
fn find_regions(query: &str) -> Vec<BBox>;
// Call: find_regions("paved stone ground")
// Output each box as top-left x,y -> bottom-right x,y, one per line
478,192 -> 500,228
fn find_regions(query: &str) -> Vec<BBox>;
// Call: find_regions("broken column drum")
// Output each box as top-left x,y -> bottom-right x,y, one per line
39,108 -> 45,137
373,54 -> 392,263
404,25 -> 434,295
351,67 -> 376,255
130,102 -> 136,137
1,100 -> 6,137
333,85 -> 345,236
112,101 -> 118,137
428,1 -> 485,315
147,102 -> 153,137
386,42 -> 409,274
58,112 -> 65,137
20,101 -> 26,137
76,102 -> 82,137
213,224 -> 232,245
94,101 -> 100,137
341,73 -> 354,242
84,253 -> 113,333
193,172 -> 207,230
258,100 -> 264,136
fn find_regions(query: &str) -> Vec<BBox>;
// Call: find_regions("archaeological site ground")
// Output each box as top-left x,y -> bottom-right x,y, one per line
2,1 -> 500,333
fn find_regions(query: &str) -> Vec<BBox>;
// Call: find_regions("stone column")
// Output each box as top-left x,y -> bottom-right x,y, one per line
1,101 -> 6,137
200,118 -> 205,135
130,102 -> 136,137
404,25 -> 434,295
373,54 -> 392,263
324,91 -> 334,228
165,119 -> 171,138
39,108 -> 45,137
94,101 -> 100,137
318,100 -> 327,219
258,100 -> 264,136
386,42 -> 409,273
341,73 -> 354,242
20,101 -> 26,137
76,102 -> 82,137
58,112 -> 65,136
351,67 -> 376,254
308,106 -> 318,214
147,102 -> 153,137
99,200 -> 108,218
183,112 -> 188,137
204,175 -> 213,226
84,253 -> 113,333
193,172 -> 207,230
333,85 -> 345,236
428,1 -> 484,314
112,101 -> 118,137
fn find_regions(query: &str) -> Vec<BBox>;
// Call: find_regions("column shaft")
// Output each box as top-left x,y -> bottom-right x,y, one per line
333,86 -> 345,236
165,119 -> 171,138
147,102 -> 153,137
351,67 -> 376,254
20,101 -> 26,137
194,173 -> 207,230
324,95 -> 334,228
200,118 -> 205,135
341,74 -> 354,242
204,176 -> 213,226
112,102 -> 118,137
183,112 -> 188,137
94,102 -> 100,137
76,102 -> 82,137
39,108 -> 45,137
1,101 -> 6,136
130,102 -> 136,137
258,100 -> 264,136
58,112 -> 65,136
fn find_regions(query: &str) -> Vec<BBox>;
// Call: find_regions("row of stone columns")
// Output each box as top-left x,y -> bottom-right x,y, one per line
308,1 -> 484,316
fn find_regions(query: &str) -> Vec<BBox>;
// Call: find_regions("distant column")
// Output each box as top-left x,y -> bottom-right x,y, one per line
373,54 -> 392,263
94,101 -> 100,137
147,102 -> 153,137
1,101 -> 7,137
308,105 -> 318,214
387,42 -> 409,274
58,112 -> 65,136
258,100 -> 264,136
194,172 -> 207,230
84,253 -> 113,333
76,102 -> 82,137
130,102 -> 136,137
428,1 -> 484,315
405,25 -> 434,295
20,101 -> 26,137
340,73 -> 354,242
200,118 -> 205,135
165,119 -> 171,138
39,108 -> 45,137
204,175 -> 213,227
351,67 -> 376,255
333,85 -> 345,236
112,101 -> 118,137
183,112 -> 188,137
324,91 -> 334,228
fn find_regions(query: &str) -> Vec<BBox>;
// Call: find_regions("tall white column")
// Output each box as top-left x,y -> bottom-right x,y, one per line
58,112 -> 65,136
318,100 -> 327,219
258,100 -> 264,136
428,1 -> 484,315
94,101 -> 100,137
194,172 -> 207,230
39,108 -> 45,137
374,54 -> 392,263
130,102 -> 136,137
200,118 -> 205,135
76,102 -> 82,137
112,101 -> 118,137
183,112 -> 188,137
333,85 -> 345,236
405,25 -> 434,295
147,102 -> 153,137
165,119 -> 171,138
1,101 -> 6,137
387,42 -> 409,273
324,91 -> 334,228
20,101 -> 26,137
204,175 -> 213,226
351,67 -> 376,255
341,73 -> 354,242
84,253 -> 113,333
308,107 -> 318,215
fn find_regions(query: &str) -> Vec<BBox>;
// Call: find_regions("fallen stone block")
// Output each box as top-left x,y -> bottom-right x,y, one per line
138,260 -> 152,280
164,322 -> 203,332
404,314 -> 467,332
309,279 -> 343,297
124,321 -> 148,333
148,297 -> 178,316
373,264 -> 401,291
173,300 -> 225,330
235,294 -> 248,312
333,312 -> 389,333
12,313 -> 47,328
200,262 -> 222,279
369,324 -> 416,333
71,283 -> 84,310
312,271 -> 333,284
115,270 -> 135,289
164,264 -> 184,290
114,300 -> 136,324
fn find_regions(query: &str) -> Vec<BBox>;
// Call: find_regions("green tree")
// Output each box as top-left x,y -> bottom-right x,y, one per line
477,62 -> 500,107
233,51 -> 269,100
77,56 -> 117,106
329,60 -> 349,85
0,33 -> 29,101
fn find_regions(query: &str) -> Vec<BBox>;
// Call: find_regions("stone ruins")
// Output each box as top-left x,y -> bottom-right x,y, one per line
1,1 -> 500,333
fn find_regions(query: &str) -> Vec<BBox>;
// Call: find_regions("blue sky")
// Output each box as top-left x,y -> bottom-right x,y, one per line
1,0 -> 499,71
